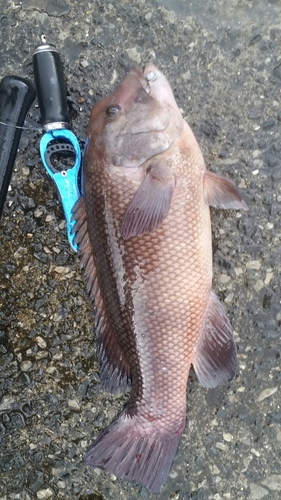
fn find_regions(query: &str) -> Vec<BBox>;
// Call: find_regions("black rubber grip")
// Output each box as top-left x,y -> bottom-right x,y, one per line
0,76 -> 36,218
33,43 -> 70,128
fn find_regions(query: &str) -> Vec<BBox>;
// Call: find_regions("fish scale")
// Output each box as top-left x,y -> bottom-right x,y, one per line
72,64 -> 247,492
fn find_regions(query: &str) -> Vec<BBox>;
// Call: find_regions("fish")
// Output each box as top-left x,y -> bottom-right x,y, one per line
72,64 -> 248,493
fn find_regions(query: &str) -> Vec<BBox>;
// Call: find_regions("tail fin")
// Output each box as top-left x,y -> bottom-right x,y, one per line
84,411 -> 185,493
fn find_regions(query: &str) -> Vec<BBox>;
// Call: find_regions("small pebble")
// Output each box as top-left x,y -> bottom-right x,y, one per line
261,475 -> 281,491
35,337 -> 47,349
263,117 -> 275,128
250,483 -> 269,500
256,387 -> 277,402
125,47 -> 142,64
0,395 -> 15,411
235,267 -> 243,276
53,351 -> 63,360
216,442 -> 229,452
254,280 -> 264,292
14,247 -> 27,259
68,399 -> 81,410
223,432 -> 233,442
20,360 -> 33,372
210,465 -> 220,475
58,220 -> 66,229
219,274 -> 230,284
35,351 -> 48,360
36,488 -> 54,499
246,260 -> 261,270
54,266 -> 71,274
224,293 -> 234,304
264,272 -> 273,285
34,208 -> 43,218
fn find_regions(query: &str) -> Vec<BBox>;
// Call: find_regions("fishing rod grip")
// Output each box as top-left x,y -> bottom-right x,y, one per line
33,38 -> 71,131
0,75 -> 36,218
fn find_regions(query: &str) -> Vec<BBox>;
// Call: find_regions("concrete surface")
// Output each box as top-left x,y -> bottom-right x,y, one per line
0,0 -> 281,499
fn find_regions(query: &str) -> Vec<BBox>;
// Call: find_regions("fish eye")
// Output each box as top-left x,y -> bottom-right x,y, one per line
106,104 -> 122,117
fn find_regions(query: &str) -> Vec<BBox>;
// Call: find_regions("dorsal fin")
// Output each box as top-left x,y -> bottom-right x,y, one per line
72,197 -> 131,393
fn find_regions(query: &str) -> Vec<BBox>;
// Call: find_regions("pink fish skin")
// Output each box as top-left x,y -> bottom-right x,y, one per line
72,64 -> 248,493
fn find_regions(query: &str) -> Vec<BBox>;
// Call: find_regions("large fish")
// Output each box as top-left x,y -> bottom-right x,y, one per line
72,64 -> 247,492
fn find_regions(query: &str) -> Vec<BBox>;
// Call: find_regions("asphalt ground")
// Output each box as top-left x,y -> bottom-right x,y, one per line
0,1 -> 281,499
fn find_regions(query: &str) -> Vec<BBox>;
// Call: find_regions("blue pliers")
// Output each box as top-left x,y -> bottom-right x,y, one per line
33,36 -> 81,252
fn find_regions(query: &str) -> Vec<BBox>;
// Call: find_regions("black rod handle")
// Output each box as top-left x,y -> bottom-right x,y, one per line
33,38 -> 70,130
0,75 -> 36,218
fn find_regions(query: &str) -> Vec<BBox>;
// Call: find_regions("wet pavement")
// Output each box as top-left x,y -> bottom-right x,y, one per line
0,0 -> 281,499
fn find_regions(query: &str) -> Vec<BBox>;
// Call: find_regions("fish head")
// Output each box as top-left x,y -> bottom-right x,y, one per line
87,65 -> 183,168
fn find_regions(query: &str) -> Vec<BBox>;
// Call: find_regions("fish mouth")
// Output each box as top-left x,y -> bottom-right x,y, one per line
126,65 -> 162,98
128,68 -> 152,96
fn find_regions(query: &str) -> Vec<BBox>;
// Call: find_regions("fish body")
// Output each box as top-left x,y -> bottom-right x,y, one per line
73,65 -> 247,492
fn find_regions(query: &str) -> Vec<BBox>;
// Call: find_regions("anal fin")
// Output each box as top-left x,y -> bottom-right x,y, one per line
192,291 -> 237,389
72,197 -> 131,393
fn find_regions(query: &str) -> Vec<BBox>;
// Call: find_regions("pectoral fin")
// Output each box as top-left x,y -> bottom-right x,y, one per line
121,164 -> 176,240
192,291 -> 237,389
203,170 -> 248,210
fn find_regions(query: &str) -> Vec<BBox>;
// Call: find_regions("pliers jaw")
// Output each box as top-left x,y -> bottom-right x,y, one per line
40,129 -> 81,252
